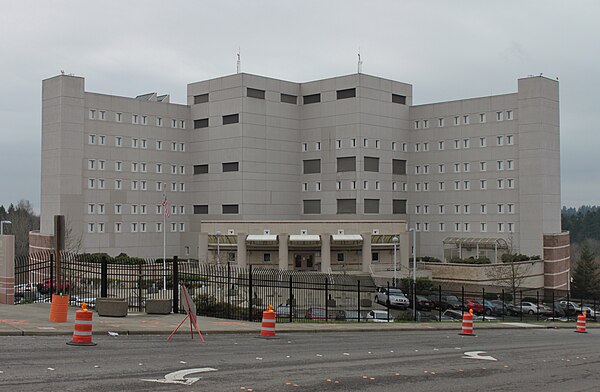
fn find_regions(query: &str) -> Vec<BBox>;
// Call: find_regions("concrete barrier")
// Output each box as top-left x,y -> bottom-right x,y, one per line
96,298 -> 128,317
145,299 -> 172,315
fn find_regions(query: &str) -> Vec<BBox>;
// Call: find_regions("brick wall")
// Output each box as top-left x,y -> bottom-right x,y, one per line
543,231 -> 570,290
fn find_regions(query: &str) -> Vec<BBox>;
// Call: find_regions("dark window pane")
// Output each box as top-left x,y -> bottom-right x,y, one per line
337,253 -> 344,262
303,199 -> 321,214
337,199 -> 356,214
364,156 -> 379,172
193,164 -> 209,174
222,162 -> 239,172
337,156 -> 356,172
337,88 -> 356,100
281,93 -> 297,104
247,88 -> 265,99
303,93 -> 321,105
194,93 -> 209,104
392,94 -> 406,104
364,199 -> 380,214
194,118 -> 209,129
222,204 -> 239,214
393,199 -> 407,214
193,205 -> 208,214
303,159 -> 321,174
392,159 -> 407,175
223,114 -> 239,125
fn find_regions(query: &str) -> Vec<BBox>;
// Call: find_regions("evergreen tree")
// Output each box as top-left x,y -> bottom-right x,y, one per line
571,245 -> 600,299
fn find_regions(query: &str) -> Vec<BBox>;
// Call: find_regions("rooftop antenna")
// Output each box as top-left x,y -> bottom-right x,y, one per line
357,48 -> 363,74
236,48 -> 241,74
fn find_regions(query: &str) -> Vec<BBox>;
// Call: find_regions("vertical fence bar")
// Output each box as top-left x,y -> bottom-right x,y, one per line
387,281 -> 390,322
536,291 -> 539,321
172,256 -> 179,314
438,285 -> 442,322
289,275 -> 293,323
101,256 -> 108,298
138,263 -> 143,312
502,289 -> 505,321
49,254 -> 54,300
248,265 -> 253,322
226,263 -> 231,319
357,280 -> 361,323
482,287 -> 486,321
325,277 -> 329,322
461,286 -> 465,313
566,290 -> 570,321
552,291 -> 555,318
520,290 -> 523,322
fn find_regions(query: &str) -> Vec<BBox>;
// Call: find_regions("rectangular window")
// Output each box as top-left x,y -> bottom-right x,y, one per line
170,222 -> 177,232
98,204 -> 105,214
463,181 -> 470,190
351,181 -> 357,190
336,181 -> 342,190
352,138 -> 357,148
194,164 -> 208,174
463,138 -> 470,148
480,113 -> 486,123
497,111 -> 503,121
480,137 -> 486,147
454,116 -> 460,125
438,182 -> 445,191
302,183 -> 308,192
363,180 -> 368,190
88,159 -> 96,170
454,163 -> 460,173
222,204 -> 239,214
392,199 -> 407,214
364,199 -> 379,214
480,179 -> 487,190
156,223 -> 162,233
439,205 -> 445,214
498,223 -> 505,232
171,165 -> 177,175
180,120 -> 185,129
132,162 -> 138,172
463,115 -> 470,125
372,252 -> 380,262
364,157 -> 379,172
99,135 -> 105,145
223,114 -> 239,125
507,178 -> 515,189
132,114 -> 139,124
222,162 -> 239,172
88,223 -> 95,233
193,205 -> 208,214
439,222 -> 445,232
508,204 -> 515,214
281,93 -> 297,104
194,118 -> 209,129
247,88 -> 265,99
155,182 -> 162,191
114,222 -> 122,233
481,204 -> 487,214
179,183 -> 185,192
131,223 -> 138,233
179,142 -> 185,152
497,179 -> 504,189
141,139 -> 147,149
303,200 -> 321,214
438,140 -> 445,150
423,119 -> 429,128
454,205 -> 460,214
87,203 -> 95,214
303,93 -> 321,104
454,181 -> 460,191
315,182 -> 321,191
498,204 -> 504,214
172,119 -> 177,128
315,141 -> 321,151
507,135 -> 514,145
363,138 -> 368,147
402,143 -> 407,152
480,161 -> 487,171
88,134 -> 96,145
179,165 -> 185,175
497,135 -> 504,146
140,162 -> 147,173
155,163 -> 162,174
375,139 -> 380,149
141,115 -> 147,125
392,94 -> 406,104
337,199 -> 356,214
132,138 -> 138,148
156,140 -> 162,150
480,223 -> 487,232
88,178 -> 95,189
116,112 -> 122,122
424,182 -> 430,191
438,118 -> 445,127
302,143 -> 308,152
454,223 -> 461,232
194,93 -> 209,104
464,223 -> 470,232
336,139 -> 342,149
464,204 -> 470,214
454,140 -> 460,149
392,159 -> 406,175
89,109 -> 96,119
337,88 -> 356,99
438,164 -> 445,173
507,110 -> 513,120
508,222 -> 514,233
115,179 -> 122,190
463,162 -> 470,172
375,181 -> 380,190
507,160 -> 514,170
337,156 -> 356,172
156,117 -> 163,127
303,159 -> 321,174
391,141 -> 397,150
415,143 -> 420,152
414,121 -> 420,130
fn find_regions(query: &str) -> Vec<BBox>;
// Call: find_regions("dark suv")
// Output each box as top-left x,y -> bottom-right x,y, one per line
37,279 -> 70,294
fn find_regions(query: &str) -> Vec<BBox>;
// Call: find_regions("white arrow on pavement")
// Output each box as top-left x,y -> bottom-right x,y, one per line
141,367 -> 218,385
462,351 -> 497,361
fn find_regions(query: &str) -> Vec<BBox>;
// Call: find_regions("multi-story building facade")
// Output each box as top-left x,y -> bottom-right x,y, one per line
33,72 -> 568,289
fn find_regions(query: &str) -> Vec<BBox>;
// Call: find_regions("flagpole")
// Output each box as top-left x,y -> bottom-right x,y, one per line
163,187 -> 167,290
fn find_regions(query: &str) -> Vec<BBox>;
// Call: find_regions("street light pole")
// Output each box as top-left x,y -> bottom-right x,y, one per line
408,228 -> 416,320
216,231 -> 221,265
392,236 -> 399,287
0,220 -> 11,235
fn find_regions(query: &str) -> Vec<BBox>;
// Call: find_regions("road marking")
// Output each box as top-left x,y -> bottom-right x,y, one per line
142,367 -> 217,385
462,351 -> 497,361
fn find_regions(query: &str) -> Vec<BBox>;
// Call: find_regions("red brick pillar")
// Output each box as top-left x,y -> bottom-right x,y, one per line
543,232 -> 570,291
0,235 -> 15,305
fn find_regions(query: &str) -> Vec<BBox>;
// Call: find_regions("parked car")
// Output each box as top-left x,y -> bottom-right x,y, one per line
483,300 -> 499,316
508,302 -> 543,315
70,296 -> 96,309
335,310 -> 362,322
275,304 -> 295,318
490,300 -> 510,315
438,294 -> 462,311
465,299 -> 484,315
413,295 -> 434,311
374,287 -> 409,309
305,307 -> 328,320
365,310 -> 394,322
442,309 -> 463,321
37,279 -> 70,294
559,301 -> 597,319
14,283 -> 35,292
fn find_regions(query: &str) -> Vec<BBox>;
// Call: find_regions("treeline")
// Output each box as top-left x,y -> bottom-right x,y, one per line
0,200 -> 40,258
561,205 -> 600,243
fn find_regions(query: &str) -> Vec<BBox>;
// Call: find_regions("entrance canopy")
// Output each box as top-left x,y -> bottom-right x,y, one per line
443,237 -> 508,249
289,234 -> 321,245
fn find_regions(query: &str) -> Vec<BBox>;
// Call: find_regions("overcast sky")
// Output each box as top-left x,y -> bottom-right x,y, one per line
1,0 -> 598,211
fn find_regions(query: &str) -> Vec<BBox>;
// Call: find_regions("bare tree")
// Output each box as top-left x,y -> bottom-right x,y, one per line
63,215 -> 83,255
487,235 -> 532,301
4,200 -> 40,258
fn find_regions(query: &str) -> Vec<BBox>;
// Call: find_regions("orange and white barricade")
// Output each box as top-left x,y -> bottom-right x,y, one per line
260,304 -> 276,337
459,309 -> 475,336
67,303 -> 97,346
575,312 -> 587,334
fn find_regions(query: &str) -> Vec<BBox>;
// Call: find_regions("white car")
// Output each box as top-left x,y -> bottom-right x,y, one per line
375,287 -> 409,309
365,310 -> 394,322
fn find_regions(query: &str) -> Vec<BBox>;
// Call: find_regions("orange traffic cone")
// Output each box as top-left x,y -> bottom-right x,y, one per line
67,303 -> 97,346
260,304 -> 276,338
575,312 -> 587,334
459,309 -> 476,336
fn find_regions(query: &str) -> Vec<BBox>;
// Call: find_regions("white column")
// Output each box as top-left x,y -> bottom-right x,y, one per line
279,233 -> 289,270
237,232 -> 247,267
361,232 -> 371,273
320,233 -> 331,273
198,232 -> 208,263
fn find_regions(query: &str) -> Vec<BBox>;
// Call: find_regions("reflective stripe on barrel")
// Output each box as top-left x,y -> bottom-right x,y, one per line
260,310 -> 276,337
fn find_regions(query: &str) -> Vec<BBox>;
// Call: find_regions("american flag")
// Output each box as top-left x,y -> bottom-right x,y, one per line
162,197 -> 170,218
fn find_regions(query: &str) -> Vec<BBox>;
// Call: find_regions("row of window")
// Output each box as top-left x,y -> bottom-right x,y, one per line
193,162 -> 238,175
303,158 -> 406,175
414,178 -> 516,192
88,134 -> 186,152
414,110 -> 514,129
192,88 -> 406,107
88,222 -> 185,233
300,135 -> 514,153
87,203 -> 185,215
413,222 -> 515,233
89,160 -> 186,175
88,178 -> 185,192
414,203 -> 515,215
193,114 -> 239,129
89,109 -> 186,129
414,160 -> 515,175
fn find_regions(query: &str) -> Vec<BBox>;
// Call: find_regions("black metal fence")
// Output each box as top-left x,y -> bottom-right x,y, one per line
14,252 -> 599,324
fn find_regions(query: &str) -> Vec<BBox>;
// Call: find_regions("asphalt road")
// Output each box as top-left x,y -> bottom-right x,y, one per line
0,329 -> 598,391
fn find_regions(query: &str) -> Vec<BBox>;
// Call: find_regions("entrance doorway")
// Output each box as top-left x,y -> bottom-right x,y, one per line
294,254 -> 315,271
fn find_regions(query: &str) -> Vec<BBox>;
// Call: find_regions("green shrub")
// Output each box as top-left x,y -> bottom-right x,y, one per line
416,256 -> 442,263
449,257 -> 491,264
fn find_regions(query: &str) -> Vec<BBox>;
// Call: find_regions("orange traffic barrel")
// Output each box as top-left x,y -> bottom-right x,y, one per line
575,312 -> 587,334
459,309 -> 476,336
49,294 -> 69,322
260,305 -> 276,338
67,303 -> 97,346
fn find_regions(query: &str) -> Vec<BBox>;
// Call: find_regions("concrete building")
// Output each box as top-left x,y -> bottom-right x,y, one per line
33,72 -> 568,289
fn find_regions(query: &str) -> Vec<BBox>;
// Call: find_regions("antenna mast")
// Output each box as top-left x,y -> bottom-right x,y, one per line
237,48 -> 241,74
357,48 -> 363,74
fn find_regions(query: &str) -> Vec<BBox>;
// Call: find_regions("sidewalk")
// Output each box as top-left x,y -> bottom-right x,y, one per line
0,303 -> 593,337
